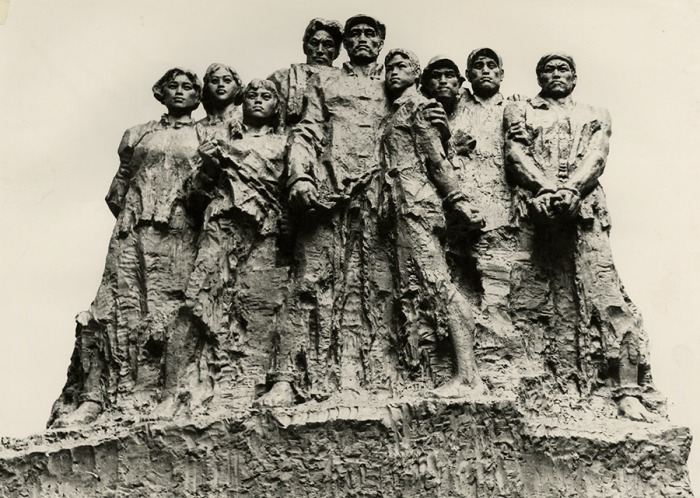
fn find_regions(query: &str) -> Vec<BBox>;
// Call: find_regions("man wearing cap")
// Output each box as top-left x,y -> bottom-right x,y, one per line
422,50 -> 524,387
378,48 -> 484,396
504,53 -> 655,421
423,48 -> 513,231
259,15 -> 392,406
267,18 -> 344,127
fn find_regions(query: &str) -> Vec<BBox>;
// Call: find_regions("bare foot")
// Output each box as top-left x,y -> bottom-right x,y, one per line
254,381 -> 294,408
51,400 -> 102,428
429,378 -> 487,399
618,395 -> 655,422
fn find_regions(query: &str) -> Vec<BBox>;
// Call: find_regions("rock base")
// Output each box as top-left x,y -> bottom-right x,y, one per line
0,397 -> 693,497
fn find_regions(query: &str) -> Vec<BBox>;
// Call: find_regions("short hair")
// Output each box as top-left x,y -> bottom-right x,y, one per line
201,63 -> 244,113
242,78 -> 282,131
243,78 -> 280,102
536,53 -> 577,76
344,14 -> 386,40
302,18 -> 344,59
385,48 -> 421,87
152,68 -> 202,106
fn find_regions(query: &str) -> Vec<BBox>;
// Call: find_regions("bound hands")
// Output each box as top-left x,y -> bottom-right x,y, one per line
530,188 -> 581,221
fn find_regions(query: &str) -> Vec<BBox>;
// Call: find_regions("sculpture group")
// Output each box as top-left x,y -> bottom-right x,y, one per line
48,14 -> 657,429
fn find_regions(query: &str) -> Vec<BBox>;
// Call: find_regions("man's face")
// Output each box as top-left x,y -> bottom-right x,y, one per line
343,23 -> 383,64
162,74 -> 198,111
385,54 -> 416,94
243,86 -> 277,123
304,29 -> 336,67
538,59 -> 577,98
426,66 -> 461,102
205,68 -> 238,105
467,56 -> 503,97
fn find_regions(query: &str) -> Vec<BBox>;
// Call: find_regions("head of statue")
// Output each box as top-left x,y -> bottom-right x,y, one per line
385,49 -> 420,97
466,48 -> 504,99
343,14 -> 385,65
302,18 -> 343,67
242,79 -> 280,128
421,55 -> 464,105
152,68 -> 202,116
202,63 -> 243,114
536,53 -> 577,99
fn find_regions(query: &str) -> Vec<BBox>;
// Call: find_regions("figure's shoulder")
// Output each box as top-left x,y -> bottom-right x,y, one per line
266,67 -> 290,88
312,65 -> 343,86
576,102 -> 612,124
125,119 -> 159,135
119,120 -> 160,149
396,92 -> 429,112
503,98 -> 531,120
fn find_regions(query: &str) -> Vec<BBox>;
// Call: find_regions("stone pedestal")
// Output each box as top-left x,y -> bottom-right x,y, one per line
0,396 -> 692,497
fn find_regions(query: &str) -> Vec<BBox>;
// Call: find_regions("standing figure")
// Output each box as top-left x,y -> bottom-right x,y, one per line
49,68 -> 204,427
154,79 -> 288,418
504,53 -> 654,420
421,51 -> 532,386
265,15 -> 392,405
379,48 -> 484,396
267,18 -> 344,127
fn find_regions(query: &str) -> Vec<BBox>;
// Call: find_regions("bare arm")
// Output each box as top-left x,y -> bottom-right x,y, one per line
105,126 -> 143,218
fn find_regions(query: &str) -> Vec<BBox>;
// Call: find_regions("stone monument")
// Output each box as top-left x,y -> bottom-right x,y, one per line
0,16 -> 693,498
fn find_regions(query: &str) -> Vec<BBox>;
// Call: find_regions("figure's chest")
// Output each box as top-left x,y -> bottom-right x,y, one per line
325,78 -> 387,127
133,128 -> 200,168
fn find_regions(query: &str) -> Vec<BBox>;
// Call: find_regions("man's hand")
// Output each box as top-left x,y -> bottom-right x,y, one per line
551,188 -> 581,219
289,181 -> 322,212
420,100 -> 451,143
452,200 -> 485,231
452,129 -> 476,157
530,191 -> 559,219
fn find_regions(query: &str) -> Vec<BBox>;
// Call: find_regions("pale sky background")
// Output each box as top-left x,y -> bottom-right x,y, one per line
0,0 -> 698,487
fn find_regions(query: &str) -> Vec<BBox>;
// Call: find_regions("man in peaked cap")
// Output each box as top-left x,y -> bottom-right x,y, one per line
421,49 -> 530,393
420,55 -> 465,119
504,53 -> 656,421
381,48 -> 485,396
267,18 -> 344,126
258,15 -> 392,407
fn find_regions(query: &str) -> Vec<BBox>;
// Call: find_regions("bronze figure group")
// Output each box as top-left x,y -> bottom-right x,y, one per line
48,14 -> 657,429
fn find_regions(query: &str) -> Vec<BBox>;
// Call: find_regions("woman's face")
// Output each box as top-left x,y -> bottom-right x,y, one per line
161,74 -> 198,112
206,68 -> 238,105
242,86 -> 277,123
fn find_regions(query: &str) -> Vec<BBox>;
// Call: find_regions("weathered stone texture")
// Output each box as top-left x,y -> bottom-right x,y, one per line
0,400 -> 692,497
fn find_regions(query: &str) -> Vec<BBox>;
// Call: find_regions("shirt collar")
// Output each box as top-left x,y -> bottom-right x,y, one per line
159,114 -> 195,129
464,88 -> 504,106
342,61 -> 384,79
239,120 -> 277,137
201,107 -> 238,125
530,93 -> 575,110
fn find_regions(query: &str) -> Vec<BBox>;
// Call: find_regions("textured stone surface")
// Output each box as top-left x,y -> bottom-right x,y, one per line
0,398 -> 692,497
4,18 -> 692,498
